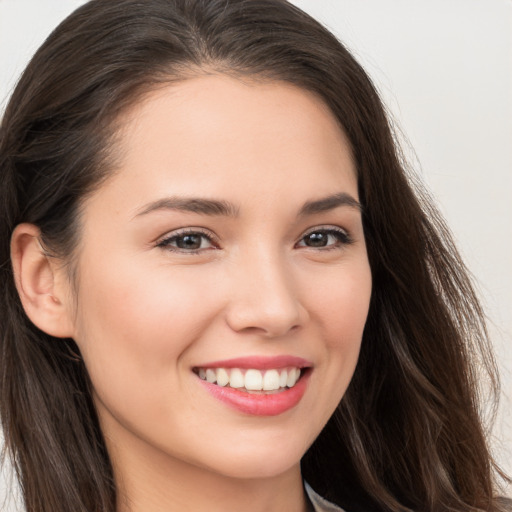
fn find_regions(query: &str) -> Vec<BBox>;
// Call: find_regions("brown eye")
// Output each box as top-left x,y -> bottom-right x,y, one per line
303,232 -> 329,247
297,228 -> 352,249
157,230 -> 216,252
175,234 -> 203,250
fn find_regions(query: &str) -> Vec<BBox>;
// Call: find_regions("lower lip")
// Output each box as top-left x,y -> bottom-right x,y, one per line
198,371 -> 310,416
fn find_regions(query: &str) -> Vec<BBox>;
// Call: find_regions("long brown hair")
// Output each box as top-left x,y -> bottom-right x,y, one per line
0,1 -> 508,511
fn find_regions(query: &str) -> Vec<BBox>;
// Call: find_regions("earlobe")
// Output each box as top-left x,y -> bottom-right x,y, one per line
10,223 -> 75,338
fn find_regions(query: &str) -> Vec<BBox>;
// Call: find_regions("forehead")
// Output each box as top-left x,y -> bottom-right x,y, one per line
87,74 -> 357,216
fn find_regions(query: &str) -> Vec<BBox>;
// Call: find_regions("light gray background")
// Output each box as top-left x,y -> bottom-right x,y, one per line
1,0 -> 511,509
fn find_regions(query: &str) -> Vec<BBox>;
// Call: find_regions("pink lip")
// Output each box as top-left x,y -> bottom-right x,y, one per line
198,370 -> 310,416
196,355 -> 312,370
194,355 -> 312,416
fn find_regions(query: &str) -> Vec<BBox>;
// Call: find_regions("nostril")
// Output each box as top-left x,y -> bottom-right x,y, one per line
229,320 -> 303,338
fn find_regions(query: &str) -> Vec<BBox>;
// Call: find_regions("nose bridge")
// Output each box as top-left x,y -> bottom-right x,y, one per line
225,242 -> 305,337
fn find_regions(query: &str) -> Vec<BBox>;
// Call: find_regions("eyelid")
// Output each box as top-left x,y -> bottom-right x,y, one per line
295,225 -> 353,249
154,224 -> 353,253
156,227 -> 219,252
301,225 -> 349,237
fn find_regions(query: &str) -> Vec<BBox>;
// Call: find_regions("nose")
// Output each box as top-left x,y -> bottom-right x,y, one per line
224,250 -> 308,338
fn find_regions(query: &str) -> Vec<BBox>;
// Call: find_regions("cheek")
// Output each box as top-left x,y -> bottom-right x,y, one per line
73,258 -> 219,388
308,260 -> 372,343
304,259 -> 371,393
72,259 -> 226,442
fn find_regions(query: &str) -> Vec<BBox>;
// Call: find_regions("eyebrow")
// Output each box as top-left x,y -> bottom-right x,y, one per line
134,197 -> 239,218
298,192 -> 363,216
134,192 -> 362,219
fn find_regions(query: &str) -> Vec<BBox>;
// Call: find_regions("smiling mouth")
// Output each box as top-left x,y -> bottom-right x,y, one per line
194,367 -> 303,394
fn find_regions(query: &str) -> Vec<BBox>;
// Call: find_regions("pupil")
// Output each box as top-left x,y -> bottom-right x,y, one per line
306,232 -> 327,247
177,234 -> 201,249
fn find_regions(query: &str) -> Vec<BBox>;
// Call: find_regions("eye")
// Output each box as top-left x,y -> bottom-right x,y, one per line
296,227 -> 352,249
157,229 -> 217,253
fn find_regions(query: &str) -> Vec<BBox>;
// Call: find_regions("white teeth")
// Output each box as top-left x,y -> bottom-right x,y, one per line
216,368 -> 229,387
263,369 -> 280,391
279,369 -> 288,388
197,367 -> 303,391
286,368 -> 300,388
229,368 -> 245,388
244,369 -> 263,390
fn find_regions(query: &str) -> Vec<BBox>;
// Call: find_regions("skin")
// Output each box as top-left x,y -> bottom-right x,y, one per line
13,75 -> 372,512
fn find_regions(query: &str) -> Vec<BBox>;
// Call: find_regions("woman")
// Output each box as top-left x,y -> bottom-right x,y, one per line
0,1 -> 509,511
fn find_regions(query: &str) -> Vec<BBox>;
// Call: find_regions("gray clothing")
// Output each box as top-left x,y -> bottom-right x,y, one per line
305,482 -> 345,512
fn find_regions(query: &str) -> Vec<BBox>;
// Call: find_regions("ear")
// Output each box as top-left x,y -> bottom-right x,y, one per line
10,223 -> 75,338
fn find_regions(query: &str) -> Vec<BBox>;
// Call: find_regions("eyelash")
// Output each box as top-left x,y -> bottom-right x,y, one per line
297,227 -> 353,251
156,228 -> 218,253
156,226 -> 353,254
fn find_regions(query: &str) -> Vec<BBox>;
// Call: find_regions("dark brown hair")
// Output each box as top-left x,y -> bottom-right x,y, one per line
0,1 -> 509,511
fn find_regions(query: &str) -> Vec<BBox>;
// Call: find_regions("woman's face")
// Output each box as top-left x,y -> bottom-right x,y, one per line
69,75 -> 372,481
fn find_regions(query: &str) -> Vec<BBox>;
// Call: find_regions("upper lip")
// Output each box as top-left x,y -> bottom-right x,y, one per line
195,355 -> 312,370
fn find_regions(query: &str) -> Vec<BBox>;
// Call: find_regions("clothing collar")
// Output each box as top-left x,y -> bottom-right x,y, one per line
305,482 -> 346,512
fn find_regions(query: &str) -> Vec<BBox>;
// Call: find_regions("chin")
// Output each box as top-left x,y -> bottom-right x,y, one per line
197,439 -> 308,480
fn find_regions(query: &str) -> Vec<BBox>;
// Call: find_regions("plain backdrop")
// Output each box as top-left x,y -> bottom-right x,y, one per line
1,0 -> 511,509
